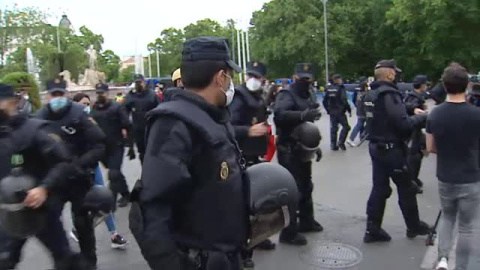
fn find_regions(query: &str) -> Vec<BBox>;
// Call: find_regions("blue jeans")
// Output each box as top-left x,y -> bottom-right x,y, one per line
349,117 -> 366,142
94,166 -> 117,234
438,181 -> 480,270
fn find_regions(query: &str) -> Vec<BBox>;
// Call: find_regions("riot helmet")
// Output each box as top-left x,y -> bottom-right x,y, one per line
246,163 -> 298,249
0,168 -> 47,238
291,122 -> 322,162
83,185 -> 114,215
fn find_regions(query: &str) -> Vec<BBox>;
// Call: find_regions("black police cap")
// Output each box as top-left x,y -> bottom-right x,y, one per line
134,74 -> 145,82
46,79 -> 67,94
95,83 -> 109,93
0,84 -> 16,100
182,36 -> 242,73
246,61 -> 267,78
413,75 -> 428,85
375,59 -> 402,73
295,63 -> 315,80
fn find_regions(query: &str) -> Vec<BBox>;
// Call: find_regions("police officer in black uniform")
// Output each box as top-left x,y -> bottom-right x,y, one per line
35,81 -> 106,269
323,74 -> 351,151
129,37 -> 248,270
91,83 -> 131,208
0,84 -> 89,270
404,75 -> 429,194
274,63 -> 323,246
363,60 -> 430,243
125,74 -> 160,164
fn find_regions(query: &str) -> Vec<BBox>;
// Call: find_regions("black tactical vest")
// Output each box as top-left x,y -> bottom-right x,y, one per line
325,85 -> 343,113
126,90 -> 158,130
91,101 -> 123,142
36,103 -> 88,158
364,85 -> 401,143
146,99 -> 249,252
0,118 -> 50,183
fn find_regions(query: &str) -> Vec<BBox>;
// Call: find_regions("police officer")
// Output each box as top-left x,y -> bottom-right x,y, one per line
404,75 -> 429,194
91,83 -> 131,208
230,61 -> 270,166
35,81 -> 106,269
129,36 -> 248,270
163,68 -> 184,102
363,60 -> 430,243
274,63 -> 323,246
323,74 -> 351,151
0,84 -> 89,270
125,74 -> 160,164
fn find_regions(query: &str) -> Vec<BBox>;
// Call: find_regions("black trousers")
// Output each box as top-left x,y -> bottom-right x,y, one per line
102,144 -> 129,198
407,139 -> 424,183
0,200 -> 71,270
366,143 -> 420,229
329,114 -> 351,146
71,193 -> 97,266
277,145 -> 315,237
133,128 -> 146,164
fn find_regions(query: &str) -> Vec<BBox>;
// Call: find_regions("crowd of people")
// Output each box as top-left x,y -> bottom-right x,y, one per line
0,36 -> 478,270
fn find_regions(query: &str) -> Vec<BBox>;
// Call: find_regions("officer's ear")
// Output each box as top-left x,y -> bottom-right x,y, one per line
292,75 -> 299,82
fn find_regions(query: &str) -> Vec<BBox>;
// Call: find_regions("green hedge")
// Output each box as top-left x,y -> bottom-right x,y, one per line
1,72 -> 41,111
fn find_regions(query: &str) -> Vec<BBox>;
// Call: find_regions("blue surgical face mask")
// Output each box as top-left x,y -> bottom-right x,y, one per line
49,97 -> 68,112
83,106 -> 91,114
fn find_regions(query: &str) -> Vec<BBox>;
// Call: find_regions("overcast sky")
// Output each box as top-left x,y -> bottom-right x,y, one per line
5,0 -> 269,57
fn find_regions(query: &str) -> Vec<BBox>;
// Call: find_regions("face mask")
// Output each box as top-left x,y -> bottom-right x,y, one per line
84,106 -> 91,114
96,95 -> 107,104
296,79 -> 311,92
246,78 -> 263,92
222,73 -> 235,106
135,82 -> 144,92
49,97 -> 68,112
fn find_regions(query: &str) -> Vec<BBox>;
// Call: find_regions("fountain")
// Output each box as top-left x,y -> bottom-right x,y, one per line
26,48 -> 41,85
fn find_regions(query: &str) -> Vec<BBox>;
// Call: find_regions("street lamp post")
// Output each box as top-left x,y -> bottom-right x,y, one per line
323,0 -> 329,85
56,15 -> 72,72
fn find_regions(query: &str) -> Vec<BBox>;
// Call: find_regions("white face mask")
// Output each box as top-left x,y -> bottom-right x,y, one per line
246,77 -> 263,92
222,73 -> 235,106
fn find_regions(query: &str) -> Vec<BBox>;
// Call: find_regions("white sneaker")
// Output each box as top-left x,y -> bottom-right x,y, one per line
346,139 -> 356,147
435,257 -> 448,270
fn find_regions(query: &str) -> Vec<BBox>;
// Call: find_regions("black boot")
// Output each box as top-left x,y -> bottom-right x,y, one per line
242,258 -> 255,270
407,221 -> 430,239
338,144 -> 347,151
117,193 -> 130,208
364,221 -> 391,243
279,232 -> 308,246
256,239 -> 276,250
331,144 -> 339,151
299,220 -> 324,233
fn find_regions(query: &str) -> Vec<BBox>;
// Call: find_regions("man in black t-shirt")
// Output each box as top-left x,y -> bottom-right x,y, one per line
426,63 -> 480,270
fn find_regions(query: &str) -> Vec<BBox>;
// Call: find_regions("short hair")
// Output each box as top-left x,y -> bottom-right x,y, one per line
413,83 -> 422,89
442,65 -> 469,94
181,60 -> 230,89
72,93 -> 90,102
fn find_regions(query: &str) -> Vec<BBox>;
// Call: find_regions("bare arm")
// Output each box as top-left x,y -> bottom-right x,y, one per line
426,133 -> 437,154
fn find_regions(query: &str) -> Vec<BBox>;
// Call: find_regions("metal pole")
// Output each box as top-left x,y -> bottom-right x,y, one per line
148,52 -> 152,78
323,0 -> 329,85
246,30 -> 251,62
56,27 -> 61,53
236,30 -> 242,83
156,50 -> 160,77
241,31 -> 247,80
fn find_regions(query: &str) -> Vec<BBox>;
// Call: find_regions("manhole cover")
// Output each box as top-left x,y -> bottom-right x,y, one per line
300,242 -> 363,268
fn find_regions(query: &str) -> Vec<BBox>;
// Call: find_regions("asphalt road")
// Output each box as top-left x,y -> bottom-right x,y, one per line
15,104 -> 480,270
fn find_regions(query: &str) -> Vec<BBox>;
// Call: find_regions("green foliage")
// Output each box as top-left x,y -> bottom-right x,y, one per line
118,65 -> 135,83
1,72 -> 41,111
98,50 -> 121,82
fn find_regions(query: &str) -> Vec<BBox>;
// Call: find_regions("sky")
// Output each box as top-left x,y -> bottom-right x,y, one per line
4,0 -> 270,57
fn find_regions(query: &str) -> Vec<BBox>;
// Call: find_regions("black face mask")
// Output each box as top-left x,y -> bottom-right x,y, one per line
96,95 -> 107,104
135,82 -> 144,92
296,79 -> 311,93
0,110 -> 10,125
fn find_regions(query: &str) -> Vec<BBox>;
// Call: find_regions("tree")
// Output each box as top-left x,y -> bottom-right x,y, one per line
118,65 -> 135,83
1,72 -> 41,111
98,50 -> 121,82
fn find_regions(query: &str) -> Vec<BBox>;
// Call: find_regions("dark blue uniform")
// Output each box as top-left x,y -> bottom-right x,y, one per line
125,88 -> 160,163
129,90 -> 248,270
363,80 -> 427,234
404,90 -> 426,191
36,101 -> 106,267
229,84 -> 268,164
274,82 -> 319,239
0,115 -> 74,270
91,100 -> 130,200
323,83 -> 351,148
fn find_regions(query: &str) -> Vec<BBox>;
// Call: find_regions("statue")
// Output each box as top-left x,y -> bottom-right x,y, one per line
59,70 -> 77,87
86,45 -> 97,70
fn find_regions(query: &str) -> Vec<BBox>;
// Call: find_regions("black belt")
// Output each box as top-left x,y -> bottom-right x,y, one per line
370,141 -> 405,150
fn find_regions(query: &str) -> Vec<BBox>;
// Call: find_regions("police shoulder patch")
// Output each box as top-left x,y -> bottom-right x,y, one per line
220,161 -> 229,181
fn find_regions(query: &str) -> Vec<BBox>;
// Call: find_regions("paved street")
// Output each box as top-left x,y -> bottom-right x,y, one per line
16,109 -> 480,270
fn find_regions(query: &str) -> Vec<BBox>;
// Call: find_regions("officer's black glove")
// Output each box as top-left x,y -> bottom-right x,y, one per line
315,148 -> 323,162
127,148 -> 136,160
301,109 -> 321,122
